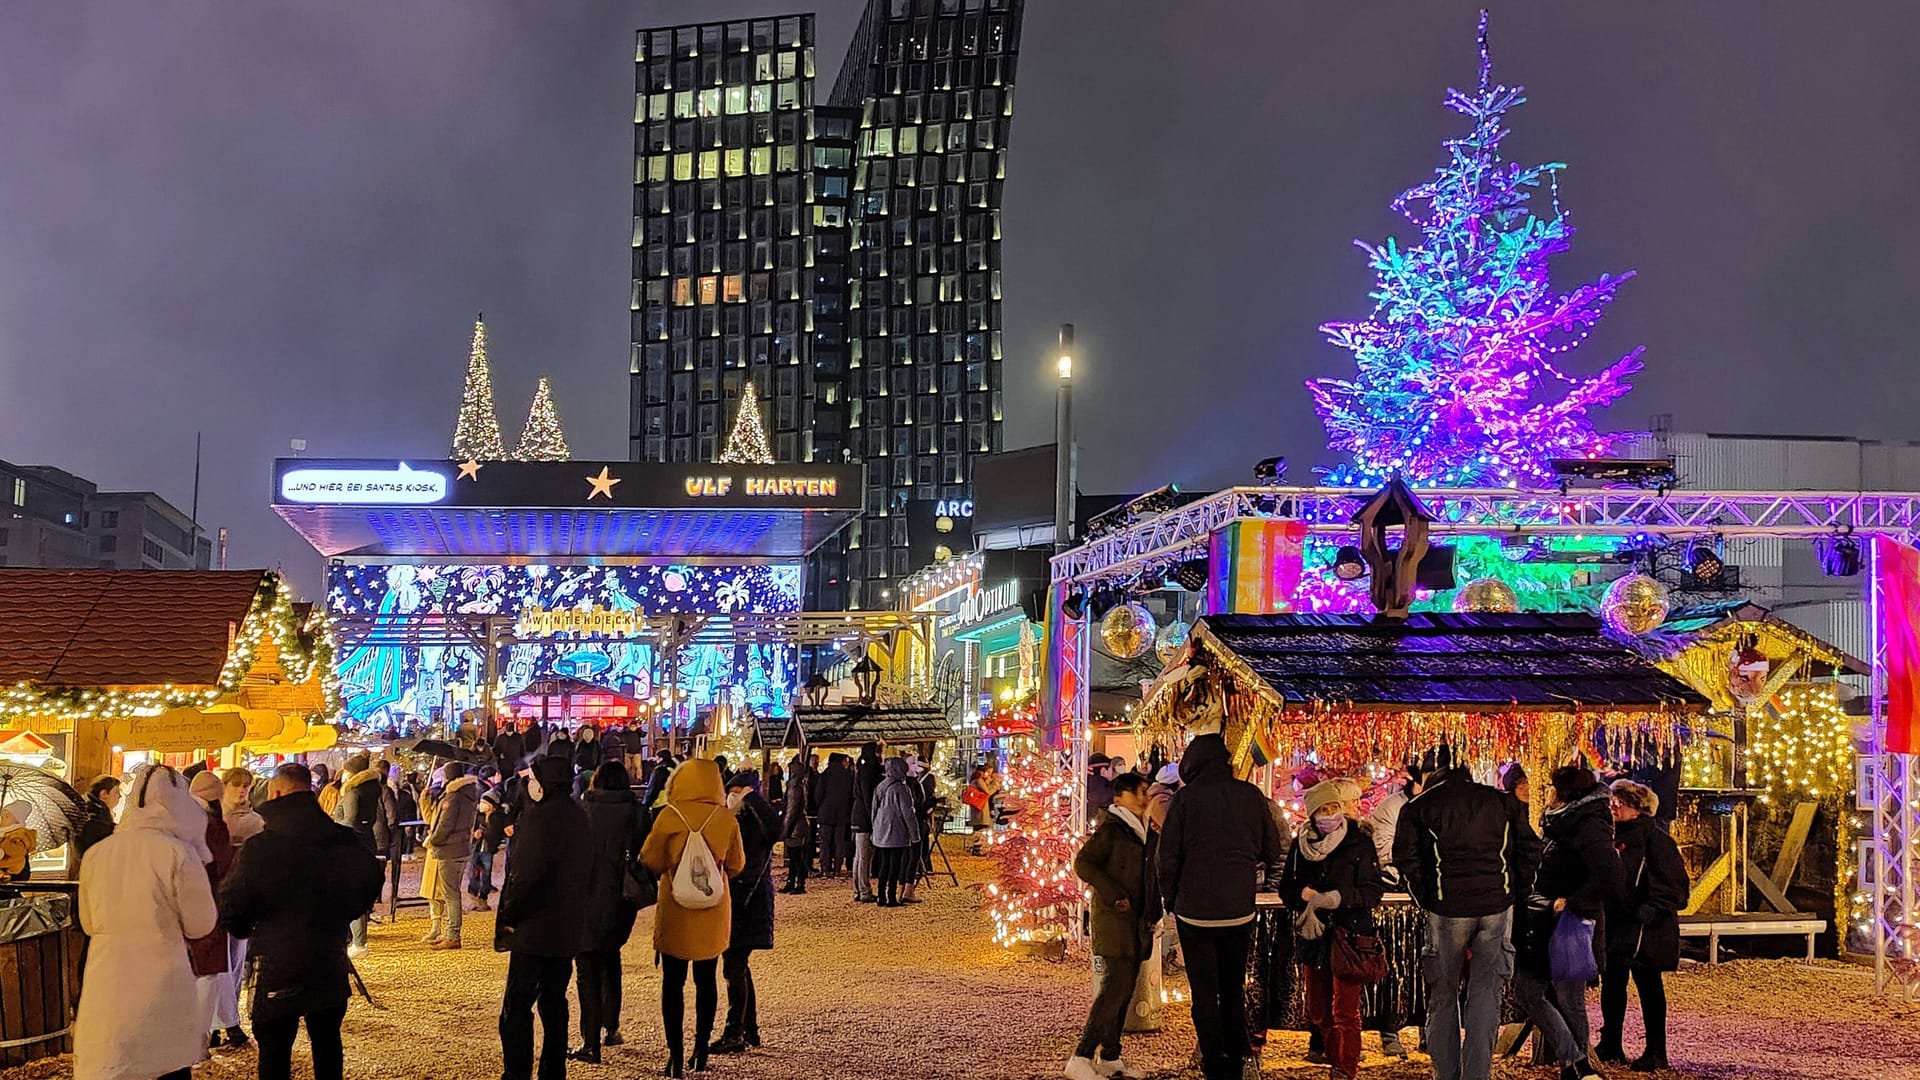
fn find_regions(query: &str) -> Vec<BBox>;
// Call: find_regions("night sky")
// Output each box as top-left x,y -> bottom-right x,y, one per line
3,2 -> 1917,595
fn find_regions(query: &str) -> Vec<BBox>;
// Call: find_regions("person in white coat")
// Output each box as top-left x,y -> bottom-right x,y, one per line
74,764 -> 220,1080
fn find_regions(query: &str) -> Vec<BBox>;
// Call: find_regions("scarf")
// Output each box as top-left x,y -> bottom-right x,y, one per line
1296,816 -> 1348,862
1108,804 -> 1148,843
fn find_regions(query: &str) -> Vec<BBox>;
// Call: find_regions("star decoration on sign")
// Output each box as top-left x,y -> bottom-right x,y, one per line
457,459 -> 483,481
585,465 -> 622,500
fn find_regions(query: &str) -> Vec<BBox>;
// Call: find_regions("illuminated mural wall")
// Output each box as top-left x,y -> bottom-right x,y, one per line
328,562 -> 801,731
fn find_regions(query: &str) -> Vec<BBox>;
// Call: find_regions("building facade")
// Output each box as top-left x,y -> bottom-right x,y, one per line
0,459 -> 211,570
632,0 -> 1024,611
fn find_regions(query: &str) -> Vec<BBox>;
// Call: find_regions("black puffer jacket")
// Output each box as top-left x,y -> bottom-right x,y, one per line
730,789 -> 781,951
1279,821 -> 1385,935
496,757 -> 591,957
1527,788 -> 1624,972
1605,815 -> 1688,972
1157,734 -> 1286,922
1393,769 -> 1542,918
219,792 -> 383,1021
579,785 -> 645,951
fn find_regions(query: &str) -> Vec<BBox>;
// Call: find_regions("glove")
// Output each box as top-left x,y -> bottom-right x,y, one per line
1295,906 -> 1327,942
1308,889 -> 1343,911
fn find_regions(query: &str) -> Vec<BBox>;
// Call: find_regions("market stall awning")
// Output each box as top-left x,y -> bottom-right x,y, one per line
270,458 -> 863,559
0,570 -> 271,686
754,704 -> 954,749
1192,612 -> 1709,711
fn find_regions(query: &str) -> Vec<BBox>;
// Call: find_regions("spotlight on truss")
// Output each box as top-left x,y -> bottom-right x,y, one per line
1332,545 -> 1367,581
1253,456 -> 1288,484
1817,532 -> 1862,577
1686,537 -> 1724,587
1172,557 -> 1210,593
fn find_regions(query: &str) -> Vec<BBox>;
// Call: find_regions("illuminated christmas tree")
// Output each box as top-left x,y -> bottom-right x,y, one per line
717,390 -> 775,464
451,313 -> 507,460
983,753 -> 1084,949
513,376 -> 571,461
1308,12 -> 1644,488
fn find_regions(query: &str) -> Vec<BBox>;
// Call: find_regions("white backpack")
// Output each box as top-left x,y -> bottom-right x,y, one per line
667,804 -> 726,910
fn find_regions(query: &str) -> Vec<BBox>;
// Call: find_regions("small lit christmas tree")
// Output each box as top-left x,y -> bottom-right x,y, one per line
451,313 -> 508,460
717,390 -> 775,464
983,753 -> 1084,950
1307,12 -> 1643,488
513,376 -> 571,461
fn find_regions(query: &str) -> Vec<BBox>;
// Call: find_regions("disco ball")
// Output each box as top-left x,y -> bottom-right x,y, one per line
1601,573 -> 1670,636
1101,601 -> 1156,660
1453,577 -> 1519,614
1155,620 -> 1191,664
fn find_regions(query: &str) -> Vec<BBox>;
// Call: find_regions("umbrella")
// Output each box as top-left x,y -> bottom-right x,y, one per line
397,739 -> 485,764
0,763 -> 90,854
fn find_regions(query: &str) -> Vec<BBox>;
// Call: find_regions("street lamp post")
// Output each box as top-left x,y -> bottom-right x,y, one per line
1054,324 -> 1076,553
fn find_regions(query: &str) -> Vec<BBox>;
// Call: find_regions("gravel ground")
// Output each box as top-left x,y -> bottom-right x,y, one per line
7,853 -> 1914,1080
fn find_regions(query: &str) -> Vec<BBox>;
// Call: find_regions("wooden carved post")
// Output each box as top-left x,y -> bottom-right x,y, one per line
1353,477 -> 1435,619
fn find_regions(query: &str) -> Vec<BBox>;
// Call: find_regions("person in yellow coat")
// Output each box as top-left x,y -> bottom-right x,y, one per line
0,801 -> 35,881
641,759 -> 745,1077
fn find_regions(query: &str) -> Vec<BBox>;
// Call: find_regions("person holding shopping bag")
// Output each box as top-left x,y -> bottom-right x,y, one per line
1281,779 -> 1385,1080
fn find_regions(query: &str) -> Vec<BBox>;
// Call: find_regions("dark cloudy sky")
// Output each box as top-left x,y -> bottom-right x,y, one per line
3,1 -> 1917,595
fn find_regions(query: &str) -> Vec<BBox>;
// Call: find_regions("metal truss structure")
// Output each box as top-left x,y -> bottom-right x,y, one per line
1045,484 -> 1920,984
1050,486 -> 1920,587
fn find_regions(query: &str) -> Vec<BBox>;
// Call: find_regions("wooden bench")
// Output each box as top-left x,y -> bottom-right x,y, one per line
1680,913 -> 1826,963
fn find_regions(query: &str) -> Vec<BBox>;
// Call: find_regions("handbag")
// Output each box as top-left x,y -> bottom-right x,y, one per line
961,785 -> 989,811
1328,925 -> 1387,984
1548,912 -> 1600,983
623,860 -> 659,908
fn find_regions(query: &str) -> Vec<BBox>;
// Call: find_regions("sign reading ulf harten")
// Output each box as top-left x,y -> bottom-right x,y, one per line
685,473 -> 840,498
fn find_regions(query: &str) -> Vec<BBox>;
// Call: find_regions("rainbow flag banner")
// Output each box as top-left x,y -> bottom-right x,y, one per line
1206,519 -> 1308,615
1876,537 -> 1920,754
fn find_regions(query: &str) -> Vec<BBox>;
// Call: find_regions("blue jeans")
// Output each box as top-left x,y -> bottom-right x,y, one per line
1421,909 -> 1514,1080
467,848 -> 496,898
1512,968 -> 1590,1066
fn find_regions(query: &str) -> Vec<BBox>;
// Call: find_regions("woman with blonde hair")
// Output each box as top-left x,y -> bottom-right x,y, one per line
641,758 -> 746,1077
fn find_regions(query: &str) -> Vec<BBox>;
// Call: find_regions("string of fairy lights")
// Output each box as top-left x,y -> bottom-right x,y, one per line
0,574 -> 338,726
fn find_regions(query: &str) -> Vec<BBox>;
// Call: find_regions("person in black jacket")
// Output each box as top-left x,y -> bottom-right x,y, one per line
850,744 -> 881,902
813,753 -> 856,876
75,775 -> 120,865
1517,765 -> 1623,1080
496,755 -> 592,1080
1393,751 -> 1543,1080
332,753 -> 389,957
779,757 -> 814,894
712,769 -> 779,1056
219,764 -> 383,1080
1156,733 -> 1286,1080
1596,779 -> 1687,1073
469,780 -> 511,911
1281,780 -> 1384,1080
1066,772 -> 1160,1080
902,755 -> 938,903
569,761 -> 645,1064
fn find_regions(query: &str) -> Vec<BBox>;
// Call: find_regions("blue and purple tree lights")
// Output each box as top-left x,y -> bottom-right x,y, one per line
1309,12 -> 1644,489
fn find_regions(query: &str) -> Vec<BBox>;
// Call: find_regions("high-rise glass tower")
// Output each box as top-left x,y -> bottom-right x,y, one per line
633,1 -> 1023,609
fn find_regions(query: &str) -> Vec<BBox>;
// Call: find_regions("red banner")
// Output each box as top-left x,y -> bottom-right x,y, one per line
1877,537 -> 1920,754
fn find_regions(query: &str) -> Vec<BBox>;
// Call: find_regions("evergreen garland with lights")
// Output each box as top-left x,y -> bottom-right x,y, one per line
451,313 -> 508,461
513,376 -> 571,461
983,752 -> 1084,949
717,391 -> 776,464
1308,12 -> 1643,488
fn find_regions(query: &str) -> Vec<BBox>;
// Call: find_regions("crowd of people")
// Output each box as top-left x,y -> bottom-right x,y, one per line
1067,735 -> 1688,1080
63,718 -> 959,1080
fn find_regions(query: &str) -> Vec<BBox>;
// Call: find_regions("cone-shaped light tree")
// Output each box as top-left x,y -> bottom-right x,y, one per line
513,376 -> 571,461
451,313 -> 508,461
717,390 -> 776,464
1307,12 -> 1644,488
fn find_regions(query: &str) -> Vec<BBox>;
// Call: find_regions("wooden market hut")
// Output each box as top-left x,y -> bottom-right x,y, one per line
1143,611 -> 1709,777
750,703 -> 954,762
0,570 -> 336,787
